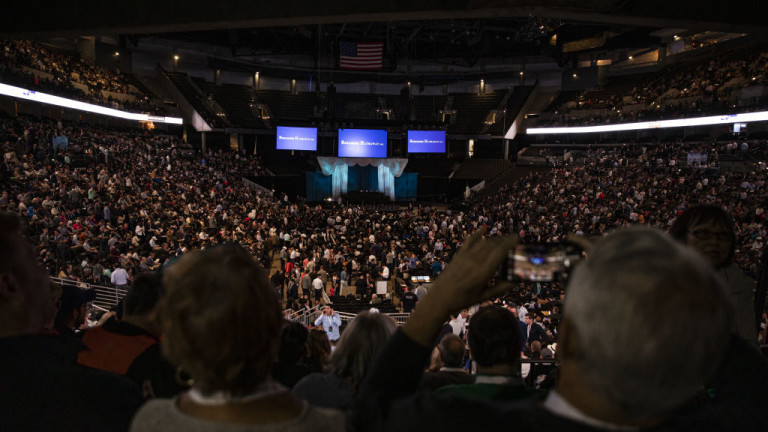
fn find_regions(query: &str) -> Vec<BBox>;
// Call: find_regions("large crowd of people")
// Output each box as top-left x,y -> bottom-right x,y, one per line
1,41 -> 768,431
543,48 -> 768,126
2,113 -> 767,323
0,40 -> 166,115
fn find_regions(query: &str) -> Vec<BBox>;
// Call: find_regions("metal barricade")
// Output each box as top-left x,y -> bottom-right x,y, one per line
292,308 -> 411,327
284,304 -> 324,328
49,277 -> 128,310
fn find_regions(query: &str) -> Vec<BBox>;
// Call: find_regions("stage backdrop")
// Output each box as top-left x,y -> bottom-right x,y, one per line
394,173 -> 418,201
306,172 -> 333,202
316,157 -> 408,200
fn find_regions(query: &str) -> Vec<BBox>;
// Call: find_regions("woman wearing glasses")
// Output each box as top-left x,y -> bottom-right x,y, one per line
671,204 -> 758,348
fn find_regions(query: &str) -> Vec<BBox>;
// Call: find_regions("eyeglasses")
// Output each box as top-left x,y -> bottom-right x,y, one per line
688,229 -> 731,241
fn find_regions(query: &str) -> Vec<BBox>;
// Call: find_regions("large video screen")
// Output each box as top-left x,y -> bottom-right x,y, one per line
407,130 -> 446,153
338,128 -> 387,158
276,126 -> 318,151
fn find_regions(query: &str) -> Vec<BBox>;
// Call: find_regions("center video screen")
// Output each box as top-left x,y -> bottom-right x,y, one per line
407,130 -> 446,153
338,128 -> 387,158
276,126 -> 317,151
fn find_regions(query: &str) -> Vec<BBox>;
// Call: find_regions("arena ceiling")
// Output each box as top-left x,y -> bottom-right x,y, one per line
3,1 -> 767,78
3,0 -> 767,39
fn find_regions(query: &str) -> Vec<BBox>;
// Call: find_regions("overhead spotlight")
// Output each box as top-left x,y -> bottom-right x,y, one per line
173,54 -> 180,60
114,51 -> 120,56
519,71 -> 524,75
628,56 -> 633,60
673,35 -> 680,41
572,73 -> 578,78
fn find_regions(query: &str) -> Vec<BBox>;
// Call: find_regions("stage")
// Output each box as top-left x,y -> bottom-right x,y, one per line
306,157 -> 417,202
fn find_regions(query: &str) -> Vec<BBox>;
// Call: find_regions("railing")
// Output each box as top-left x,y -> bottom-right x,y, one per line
49,277 -> 128,310
285,305 -> 324,328
242,177 -> 274,197
334,311 -> 411,326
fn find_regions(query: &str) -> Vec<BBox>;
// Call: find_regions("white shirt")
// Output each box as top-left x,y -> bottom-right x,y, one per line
312,277 -> 324,290
449,316 -> 466,336
111,268 -> 129,286
518,305 -> 528,322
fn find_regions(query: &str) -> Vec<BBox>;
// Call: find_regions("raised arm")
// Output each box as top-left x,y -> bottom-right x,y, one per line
352,228 -> 516,431
403,229 -> 516,347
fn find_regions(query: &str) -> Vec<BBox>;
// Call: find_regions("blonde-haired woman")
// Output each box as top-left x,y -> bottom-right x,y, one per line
130,245 -> 344,431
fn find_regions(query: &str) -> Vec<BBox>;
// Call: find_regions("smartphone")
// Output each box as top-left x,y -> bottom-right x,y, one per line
502,243 -> 582,282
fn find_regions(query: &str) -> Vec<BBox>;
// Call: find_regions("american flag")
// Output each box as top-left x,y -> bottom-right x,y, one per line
339,41 -> 383,70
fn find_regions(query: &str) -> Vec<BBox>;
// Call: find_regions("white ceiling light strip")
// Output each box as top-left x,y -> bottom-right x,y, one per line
0,82 -> 183,125
527,111 -> 768,135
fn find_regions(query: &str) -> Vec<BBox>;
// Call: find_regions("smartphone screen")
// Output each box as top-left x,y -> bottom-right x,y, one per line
508,244 -> 568,282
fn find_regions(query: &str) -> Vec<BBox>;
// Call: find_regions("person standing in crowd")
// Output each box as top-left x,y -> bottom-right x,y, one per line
0,212 -> 143,432
130,245 -> 344,431
312,273 -> 324,305
355,274 -> 367,298
270,270 -> 285,298
420,333 -> 473,391
524,314 -> 545,346
294,311 -> 396,410
272,322 -> 313,389
339,267 -> 349,296
53,284 -> 95,339
314,305 -> 342,344
330,274 -> 339,297
111,263 -> 130,288
448,309 -> 469,338
301,270 -> 312,300
401,285 -> 418,313
437,305 -> 542,402
353,227 -> 768,431
671,204 -> 759,349
287,273 -> 299,301
78,271 -> 184,398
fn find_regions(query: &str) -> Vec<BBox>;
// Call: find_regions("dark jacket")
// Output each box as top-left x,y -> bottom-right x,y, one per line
0,334 -> 143,432
351,330 -> 768,432
78,317 -> 185,398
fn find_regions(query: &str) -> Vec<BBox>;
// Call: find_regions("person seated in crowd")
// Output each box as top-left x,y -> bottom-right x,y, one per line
0,212 -> 143,432
77,271 -> 185,398
272,321 -> 313,389
370,293 -> 382,305
293,311 -> 396,410
305,327 -> 332,373
353,226 -> 768,431
670,204 -> 758,348
53,283 -> 95,340
420,333 -> 473,392
437,305 -> 544,402
130,244 -> 344,431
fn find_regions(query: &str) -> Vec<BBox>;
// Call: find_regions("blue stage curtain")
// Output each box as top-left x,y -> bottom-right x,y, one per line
306,172 -> 333,201
347,165 -> 359,191
395,173 -> 418,200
